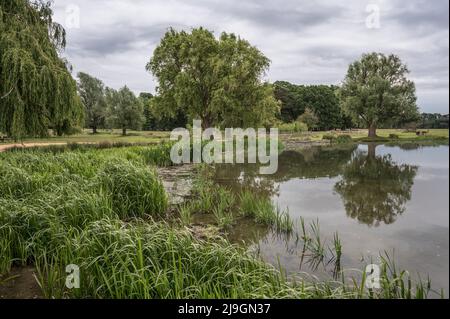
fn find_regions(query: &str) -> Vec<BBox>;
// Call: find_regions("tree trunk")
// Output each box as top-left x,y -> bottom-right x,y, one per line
202,117 -> 211,130
122,127 -> 127,136
368,124 -> 377,138
93,126 -> 97,134
367,143 -> 377,159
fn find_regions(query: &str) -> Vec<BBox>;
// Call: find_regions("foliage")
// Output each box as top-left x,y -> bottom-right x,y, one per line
335,135 -> 353,144
139,92 -> 187,131
274,81 -> 349,130
339,53 -> 419,137
278,121 -> 308,133
147,27 -> 280,129
0,0 -> 83,139
106,86 -> 145,135
418,113 -> 449,129
297,108 -> 319,131
77,72 -> 107,133
322,133 -> 336,141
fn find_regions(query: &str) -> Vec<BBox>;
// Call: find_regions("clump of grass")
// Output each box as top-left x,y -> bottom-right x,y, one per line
330,232 -> 343,278
178,203 -> 194,226
100,160 -> 167,218
332,232 -> 342,262
274,208 -> 294,233
307,219 -> 327,269
239,190 -> 293,233
0,146 -> 169,274
212,188 -> 236,229
213,206 -> 234,229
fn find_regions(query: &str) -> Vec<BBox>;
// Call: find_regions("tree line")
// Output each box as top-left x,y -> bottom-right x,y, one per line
1,1 -> 430,139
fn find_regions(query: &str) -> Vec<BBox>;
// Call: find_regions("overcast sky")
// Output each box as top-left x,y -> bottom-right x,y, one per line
52,0 -> 449,114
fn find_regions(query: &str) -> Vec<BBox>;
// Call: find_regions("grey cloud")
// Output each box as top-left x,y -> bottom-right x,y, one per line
386,0 -> 449,32
52,0 -> 449,114
68,24 -> 169,57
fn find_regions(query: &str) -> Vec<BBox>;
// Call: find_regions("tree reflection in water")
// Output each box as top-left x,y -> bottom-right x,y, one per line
334,144 -> 418,227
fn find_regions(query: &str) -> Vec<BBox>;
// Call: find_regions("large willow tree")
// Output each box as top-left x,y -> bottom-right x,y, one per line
339,53 -> 419,137
0,0 -> 83,139
147,27 -> 280,129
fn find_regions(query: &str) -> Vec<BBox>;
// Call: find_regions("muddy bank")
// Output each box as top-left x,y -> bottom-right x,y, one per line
0,267 -> 42,299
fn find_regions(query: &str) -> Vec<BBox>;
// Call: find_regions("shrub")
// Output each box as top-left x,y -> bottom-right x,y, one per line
322,133 -> 336,141
335,135 -> 353,144
278,122 -> 308,133
389,134 -> 400,139
294,121 -> 308,133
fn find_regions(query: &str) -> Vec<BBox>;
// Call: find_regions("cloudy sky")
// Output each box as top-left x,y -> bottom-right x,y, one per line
52,0 -> 449,114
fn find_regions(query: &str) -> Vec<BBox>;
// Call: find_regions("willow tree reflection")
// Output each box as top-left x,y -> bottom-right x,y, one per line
334,144 -> 418,226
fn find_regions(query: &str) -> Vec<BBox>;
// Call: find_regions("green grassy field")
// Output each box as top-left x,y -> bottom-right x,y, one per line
1,129 -> 447,146
0,130 -> 170,145
281,129 -> 449,142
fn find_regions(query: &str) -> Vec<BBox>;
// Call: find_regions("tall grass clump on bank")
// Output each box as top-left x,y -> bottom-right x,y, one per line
240,190 -> 293,233
31,219 -> 314,299
0,147 -> 168,274
101,161 -> 167,218
30,218 -> 437,299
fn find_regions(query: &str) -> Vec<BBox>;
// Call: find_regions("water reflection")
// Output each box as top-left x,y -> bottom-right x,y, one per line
216,144 -> 419,227
214,144 -> 357,196
212,143 -> 448,293
334,144 -> 418,227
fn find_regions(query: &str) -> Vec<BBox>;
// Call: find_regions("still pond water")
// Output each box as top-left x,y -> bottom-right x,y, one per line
214,143 -> 449,295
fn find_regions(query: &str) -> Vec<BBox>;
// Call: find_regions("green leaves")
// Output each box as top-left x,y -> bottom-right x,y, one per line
339,52 -> 419,136
105,86 -> 145,135
274,82 -> 346,130
147,27 -> 279,129
0,0 -> 82,139
77,72 -> 107,133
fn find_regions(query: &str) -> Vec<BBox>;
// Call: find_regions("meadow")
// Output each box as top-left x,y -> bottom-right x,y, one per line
1,129 -> 447,153
0,143 -> 441,299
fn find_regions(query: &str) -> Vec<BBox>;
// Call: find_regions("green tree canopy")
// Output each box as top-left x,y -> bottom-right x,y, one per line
147,27 -> 280,129
0,0 -> 83,138
77,72 -> 107,134
339,52 -> 419,137
273,81 -> 302,122
274,81 -> 348,130
106,86 -> 144,135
